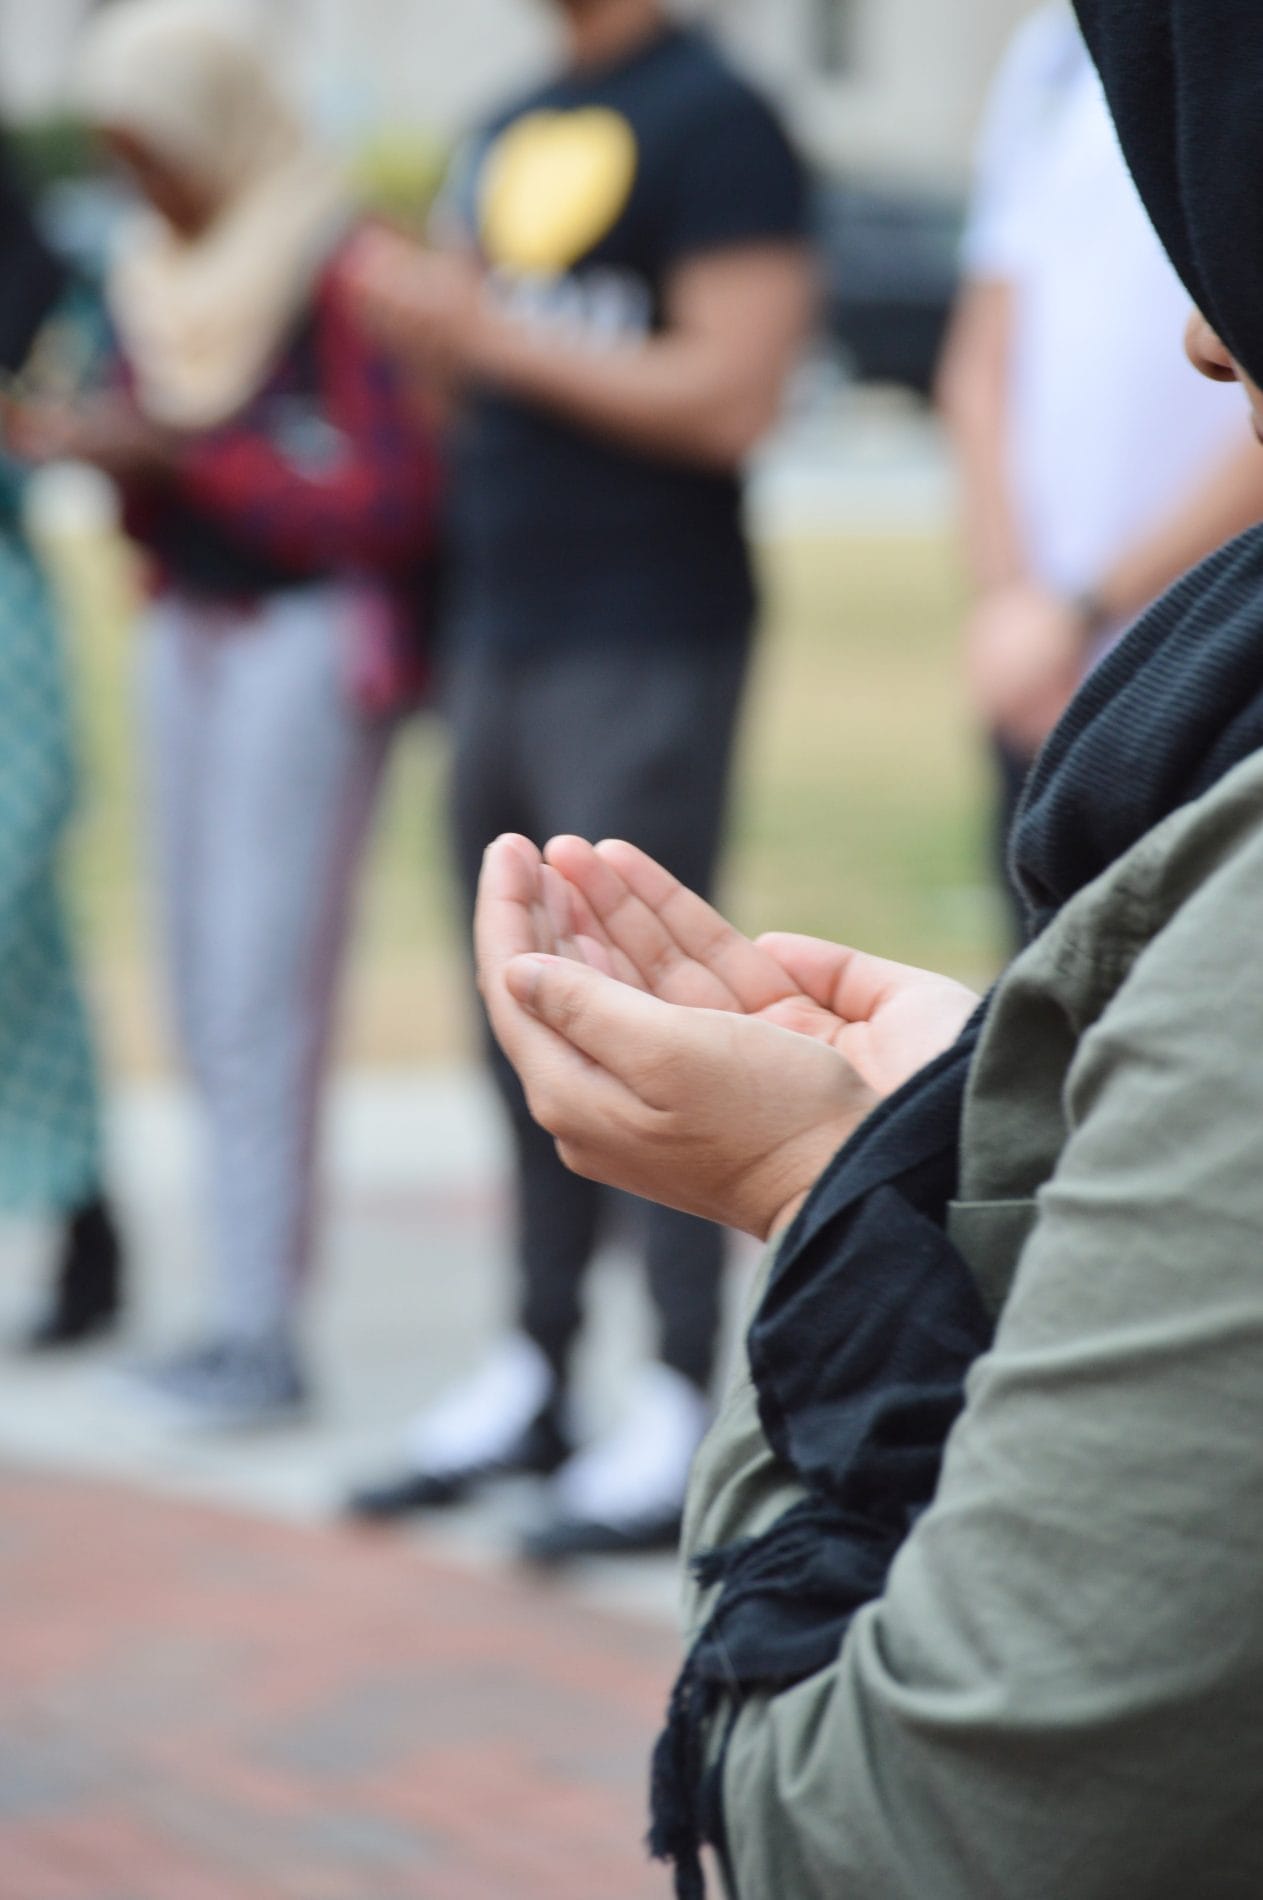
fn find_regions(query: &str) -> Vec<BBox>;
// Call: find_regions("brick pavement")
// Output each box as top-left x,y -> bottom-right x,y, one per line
0,1467 -> 689,1900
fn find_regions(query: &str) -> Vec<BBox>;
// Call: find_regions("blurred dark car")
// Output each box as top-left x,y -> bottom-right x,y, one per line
814,179 -> 966,399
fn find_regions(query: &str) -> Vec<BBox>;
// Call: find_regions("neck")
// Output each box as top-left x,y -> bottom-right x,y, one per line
562,0 -> 667,71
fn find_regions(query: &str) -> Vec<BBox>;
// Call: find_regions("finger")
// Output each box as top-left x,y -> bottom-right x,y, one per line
545,835 -> 713,998
474,834 -> 546,995
598,839 -> 797,1009
506,951 -> 701,1105
475,844 -> 615,1109
484,963 -> 644,1152
538,862 -> 637,980
755,933 -> 937,1023
553,867 -> 649,987
546,835 -> 790,1012
757,992 -> 848,1048
539,862 -> 587,960
549,863 -> 607,949
480,832 -> 543,903
574,931 -> 618,977
486,943 -> 656,1156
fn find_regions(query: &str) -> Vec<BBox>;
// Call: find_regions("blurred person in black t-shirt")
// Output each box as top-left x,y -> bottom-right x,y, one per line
345,0 -> 814,1562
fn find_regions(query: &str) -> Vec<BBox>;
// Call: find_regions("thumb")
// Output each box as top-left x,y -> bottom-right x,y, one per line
506,953 -> 673,1085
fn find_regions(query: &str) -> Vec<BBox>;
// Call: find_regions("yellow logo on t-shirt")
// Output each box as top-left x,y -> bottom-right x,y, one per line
479,108 -> 639,273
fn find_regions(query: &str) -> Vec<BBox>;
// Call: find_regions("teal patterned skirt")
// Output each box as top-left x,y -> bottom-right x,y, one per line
0,518 -> 103,1214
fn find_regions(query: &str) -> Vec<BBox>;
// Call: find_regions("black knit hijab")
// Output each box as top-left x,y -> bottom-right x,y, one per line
1075,0 -> 1263,391
650,7 -> 1263,1890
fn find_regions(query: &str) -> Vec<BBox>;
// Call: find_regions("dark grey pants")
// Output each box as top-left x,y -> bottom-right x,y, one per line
446,633 -> 752,1394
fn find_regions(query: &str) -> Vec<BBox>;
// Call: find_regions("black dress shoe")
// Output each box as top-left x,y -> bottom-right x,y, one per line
518,1507 -> 683,1567
345,1401 -> 572,1521
20,1197 -> 124,1351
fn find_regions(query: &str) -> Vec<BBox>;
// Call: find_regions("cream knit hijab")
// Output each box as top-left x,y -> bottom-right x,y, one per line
75,0 -> 349,429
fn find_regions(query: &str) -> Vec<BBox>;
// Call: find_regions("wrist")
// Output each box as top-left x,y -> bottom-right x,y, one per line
759,1096 -> 878,1241
975,561 -> 1029,597
764,1188 -> 809,1243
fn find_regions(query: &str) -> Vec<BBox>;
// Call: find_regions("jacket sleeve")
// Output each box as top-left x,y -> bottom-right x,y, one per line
686,818 -> 1263,1900
171,268 -> 440,576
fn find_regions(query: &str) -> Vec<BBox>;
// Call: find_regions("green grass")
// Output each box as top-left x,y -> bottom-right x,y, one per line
730,534 -> 998,972
49,526 -> 1002,1071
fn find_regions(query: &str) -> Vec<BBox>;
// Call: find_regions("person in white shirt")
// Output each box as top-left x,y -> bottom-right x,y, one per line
938,1 -> 1263,937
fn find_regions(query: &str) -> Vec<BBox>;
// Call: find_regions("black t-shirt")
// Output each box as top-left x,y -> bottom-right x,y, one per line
443,26 -> 809,654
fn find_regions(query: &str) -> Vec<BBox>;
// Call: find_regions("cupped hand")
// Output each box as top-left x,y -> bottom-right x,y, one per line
475,835 -> 977,1239
475,835 -> 875,1239
541,836 -> 978,1099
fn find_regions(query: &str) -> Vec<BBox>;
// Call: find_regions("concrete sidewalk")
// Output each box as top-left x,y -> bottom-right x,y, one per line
0,1070 -> 763,1895
0,1466 -> 683,1900
0,1068 -> 758,1627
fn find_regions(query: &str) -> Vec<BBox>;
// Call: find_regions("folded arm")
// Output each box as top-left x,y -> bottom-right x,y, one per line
345,231 -> 816,472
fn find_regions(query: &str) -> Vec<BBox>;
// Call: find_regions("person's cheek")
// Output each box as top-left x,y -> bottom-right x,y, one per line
1185,309 -> 1239,383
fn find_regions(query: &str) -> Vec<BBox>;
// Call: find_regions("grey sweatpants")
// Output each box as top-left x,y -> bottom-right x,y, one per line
142,586 -> 389,1342
446,633 -> 752,1393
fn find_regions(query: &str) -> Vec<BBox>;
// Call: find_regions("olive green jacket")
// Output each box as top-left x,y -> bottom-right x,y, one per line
683,749 -> 1263,1899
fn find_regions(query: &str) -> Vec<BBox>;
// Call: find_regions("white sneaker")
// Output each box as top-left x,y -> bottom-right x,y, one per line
552,1362 -> 711,1528
406,1333 -> 556,1478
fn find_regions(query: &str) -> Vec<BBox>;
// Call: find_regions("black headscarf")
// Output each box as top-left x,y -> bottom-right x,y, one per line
0,133 -> 67,379
650,8 -> 1263,1891
1074,0 -> 1263,386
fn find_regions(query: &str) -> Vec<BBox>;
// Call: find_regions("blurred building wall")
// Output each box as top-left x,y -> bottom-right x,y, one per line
0,0 -> 87,117
714,0 -> 1034,184
1,0 -> 1033,186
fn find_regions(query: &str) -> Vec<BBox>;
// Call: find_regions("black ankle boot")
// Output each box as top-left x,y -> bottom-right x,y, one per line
22,1196 -> 125,1350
